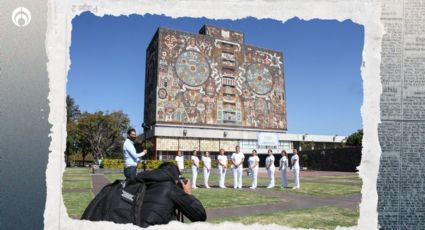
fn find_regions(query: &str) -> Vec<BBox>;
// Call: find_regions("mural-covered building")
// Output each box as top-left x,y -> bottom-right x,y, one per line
143,25 -> 344,161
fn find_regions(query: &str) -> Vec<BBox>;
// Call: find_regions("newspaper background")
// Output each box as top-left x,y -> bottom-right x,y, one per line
42,0 -> 422,229
377,0 -> 425,228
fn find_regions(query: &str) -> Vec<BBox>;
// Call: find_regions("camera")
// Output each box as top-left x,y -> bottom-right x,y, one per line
177,176 -> 188,189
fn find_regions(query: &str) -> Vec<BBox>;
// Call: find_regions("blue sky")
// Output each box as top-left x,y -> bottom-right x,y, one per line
68,13 -> 364,136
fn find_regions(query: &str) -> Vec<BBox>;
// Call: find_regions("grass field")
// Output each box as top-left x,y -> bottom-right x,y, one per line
63,167 -> 361,228
272,182 -> 361,197
103,171 -> 285,208
62,168 -> 93,218
103,170 -> 361,197
191,188 -> 284,209
63,192 -> 93,218
209,206 -> 359,229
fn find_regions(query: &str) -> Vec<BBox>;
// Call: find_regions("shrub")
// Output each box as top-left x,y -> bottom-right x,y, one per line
68,153 -> 94,161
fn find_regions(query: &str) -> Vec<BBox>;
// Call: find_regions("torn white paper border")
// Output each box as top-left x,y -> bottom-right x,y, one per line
45,0 -> 383,229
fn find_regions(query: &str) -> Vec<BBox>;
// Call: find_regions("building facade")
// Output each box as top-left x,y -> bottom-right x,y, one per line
143,25 -> 344,162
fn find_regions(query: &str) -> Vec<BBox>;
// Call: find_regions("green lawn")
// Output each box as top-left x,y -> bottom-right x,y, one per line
63,168 -> 361,225
62,167 -> 94,219
103,171 -> 284,209
273,182 -> 361,197
301,175 -> 362,185
63,192 -> 93,218
181,172 -> 271,188
62,180 -> 92,190
209,206 -> 359,229
103,171 -> 361,197
192,188 -> 284,209
104,169 -> 272,187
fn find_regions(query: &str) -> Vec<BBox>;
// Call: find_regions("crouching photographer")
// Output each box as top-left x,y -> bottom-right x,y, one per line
136,162 -> 206,227
81,162 -> 206,228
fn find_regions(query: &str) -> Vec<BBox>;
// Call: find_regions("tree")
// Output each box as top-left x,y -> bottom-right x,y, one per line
65,95 -> 132,164
345,129 -> 363,146
66,95 -> 81,122
77,111 -> 131,161
66,95 -> 81,165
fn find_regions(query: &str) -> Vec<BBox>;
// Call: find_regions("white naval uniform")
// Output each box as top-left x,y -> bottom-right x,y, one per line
175,155 -> 184,172
279,156 -> 288,188
191,155 -> 199,188
231,152 -> 245,189
202,156 -> 211,188
248,155 -> 260,189
291,154 -> 300,188
217,155 -> 228,188
266,155 -> 276,188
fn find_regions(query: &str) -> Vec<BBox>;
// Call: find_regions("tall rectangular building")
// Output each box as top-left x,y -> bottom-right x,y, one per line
144,25 -> 288,159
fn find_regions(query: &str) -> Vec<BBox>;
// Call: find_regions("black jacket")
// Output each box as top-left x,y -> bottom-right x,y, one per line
135,164 -> 207,227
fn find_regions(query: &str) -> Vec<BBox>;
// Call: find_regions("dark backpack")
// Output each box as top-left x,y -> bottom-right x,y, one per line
81,179 -> 147,226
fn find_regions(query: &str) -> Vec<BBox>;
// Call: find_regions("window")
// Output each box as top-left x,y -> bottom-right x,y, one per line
241,140 -> 257,149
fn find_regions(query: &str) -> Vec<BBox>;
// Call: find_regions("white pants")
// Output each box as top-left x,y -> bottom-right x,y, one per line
203,167 -> 210,187
280,168 -> 288,187
267,167 -> 275,187
250,168 -> 258,188
177,163 -> 184,172
218,165 -> 227,187
292,167 -> 300,188
232,166 -> 243,188
192,166 -> 198,188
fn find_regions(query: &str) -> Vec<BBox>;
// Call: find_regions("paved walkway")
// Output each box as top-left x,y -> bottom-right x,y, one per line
91,173 -> 110,195
90,171 -> 361,220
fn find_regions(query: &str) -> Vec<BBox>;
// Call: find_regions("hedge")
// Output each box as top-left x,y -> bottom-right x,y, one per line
67,153 -> 95,161
298,147 -> 362,172
101,159 -> 234,169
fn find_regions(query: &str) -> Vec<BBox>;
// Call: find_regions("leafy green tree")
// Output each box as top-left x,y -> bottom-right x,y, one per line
77,111 -> 130,161
345,129 -> 363,146
66,95 -> 132,164
66,95 -> 81,122
66,96 -> 81,165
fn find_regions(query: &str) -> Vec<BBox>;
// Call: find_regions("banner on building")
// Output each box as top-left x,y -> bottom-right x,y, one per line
257,132 -> 279,146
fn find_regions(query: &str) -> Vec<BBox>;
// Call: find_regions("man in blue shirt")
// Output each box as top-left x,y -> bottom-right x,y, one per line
123,128 -> 147,181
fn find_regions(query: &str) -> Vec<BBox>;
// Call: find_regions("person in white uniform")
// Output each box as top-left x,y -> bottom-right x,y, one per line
265,149 -> 275,188
231,145 -> 245,189
191,150 -> 199,189
202,151 -> 211,188
217,148 -> 228,188
248,149 -> 260,189
291,148 -> 300,189
278,150 -> 288,188
175,151 -> 184,172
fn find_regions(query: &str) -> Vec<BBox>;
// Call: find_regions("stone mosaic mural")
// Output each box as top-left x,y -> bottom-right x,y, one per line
144,25 -> 287,130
